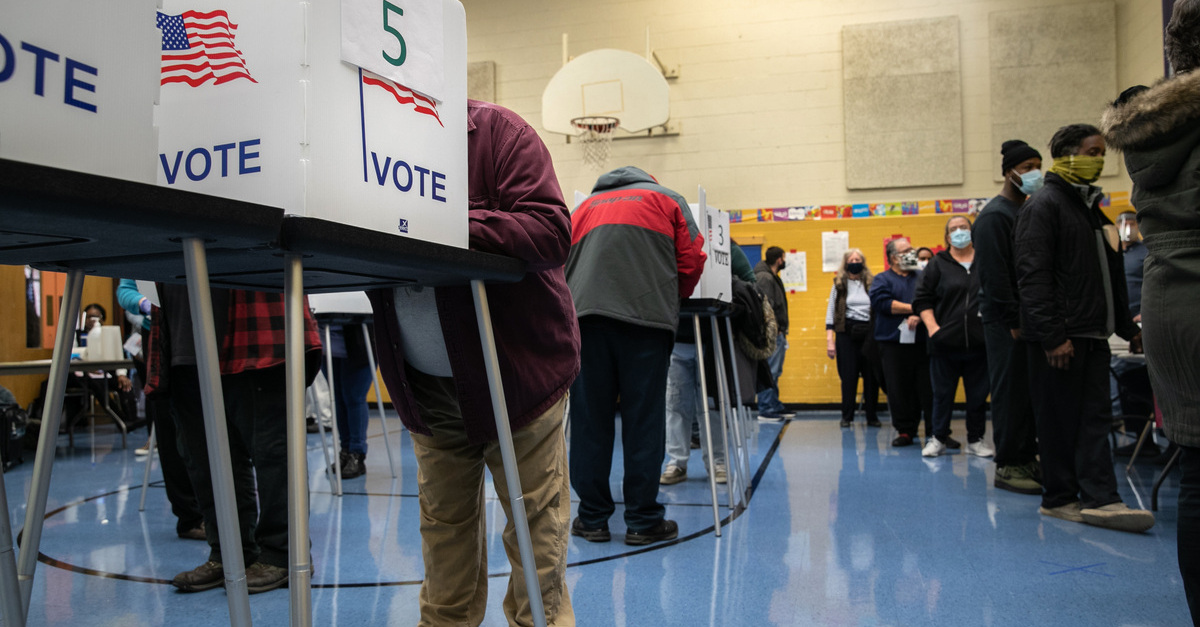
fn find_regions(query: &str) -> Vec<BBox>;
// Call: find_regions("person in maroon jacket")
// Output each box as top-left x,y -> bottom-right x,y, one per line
366,100 -> 579,626
565,166 -> 706,547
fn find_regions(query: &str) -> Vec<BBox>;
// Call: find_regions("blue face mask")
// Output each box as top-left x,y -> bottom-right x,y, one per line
1014,169 -> 1044,196
949,229 -> 972,249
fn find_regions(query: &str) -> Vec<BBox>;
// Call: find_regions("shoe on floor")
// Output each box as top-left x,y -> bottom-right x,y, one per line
839,419 -> 852,428
1080,503 -> 1156,533
922,438 -> 946,457
340,452 -> 366,479
711,466 -> 727,484
758,412 -> 785,423
134,443 -> 153,457
891,433 -> 914,447
866,419 -> 883,428
994,464 -> 1042,495
570,517 -> 611,543
625,519 -> 679,546
944,437 -> 962,449
245,562 -> 289,594
659,465 -> 687,485
172,560 -> 225,592
690,435 -> 701,450
177,522 -> 206,541
966,440 -> 995,458
305,417 -> 320,434
1039,501 -> 1083,523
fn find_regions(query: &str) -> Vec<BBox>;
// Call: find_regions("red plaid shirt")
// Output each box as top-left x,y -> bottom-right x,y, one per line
145,289 -> 321,395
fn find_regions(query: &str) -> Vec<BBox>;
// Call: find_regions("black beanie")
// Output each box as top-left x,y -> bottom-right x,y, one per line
1000,140 -> 1042,175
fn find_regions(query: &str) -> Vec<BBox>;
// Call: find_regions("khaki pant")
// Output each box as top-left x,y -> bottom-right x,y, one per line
408,368 -> 573,627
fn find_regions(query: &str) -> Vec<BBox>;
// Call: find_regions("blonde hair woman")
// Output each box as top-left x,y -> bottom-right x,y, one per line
825,249 -> 881,427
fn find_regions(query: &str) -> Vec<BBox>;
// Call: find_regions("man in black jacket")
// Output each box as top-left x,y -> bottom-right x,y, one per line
975,140 -> 1044,495
1014,124 -> 1153,533
755,246 -> 792,420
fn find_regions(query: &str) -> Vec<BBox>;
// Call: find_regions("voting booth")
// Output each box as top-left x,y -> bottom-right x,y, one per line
0,1 -> 161,183
687,187 -> 733,303
154,0 -> 469,248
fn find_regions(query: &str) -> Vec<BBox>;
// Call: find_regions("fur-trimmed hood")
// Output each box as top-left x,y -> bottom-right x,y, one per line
1102,70 -> 1200,150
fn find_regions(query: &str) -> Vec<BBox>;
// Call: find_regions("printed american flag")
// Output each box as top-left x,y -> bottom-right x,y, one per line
157,10 -> 256,87
362,71 -> 443,127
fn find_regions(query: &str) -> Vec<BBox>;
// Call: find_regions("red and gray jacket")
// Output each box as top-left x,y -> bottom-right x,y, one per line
566,166 -> 707,332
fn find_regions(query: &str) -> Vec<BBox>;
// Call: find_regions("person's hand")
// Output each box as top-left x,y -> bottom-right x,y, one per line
1045,340 -> 1074,370
1010,328 -> 1022,340
826,342 -> 836,359
1129,332 -> 1144,354
117,375 -> 133,392
1133,313 -> 1142,324
926,323 -> 940,337
139,298 -> 152,315
906,315 -> 920,330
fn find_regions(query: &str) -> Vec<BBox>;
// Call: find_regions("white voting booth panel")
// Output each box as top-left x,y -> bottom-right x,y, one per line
687,188 -> 732,302
154,0 -> 468,248
308,292 -> 372,316
0,1 -> 160,183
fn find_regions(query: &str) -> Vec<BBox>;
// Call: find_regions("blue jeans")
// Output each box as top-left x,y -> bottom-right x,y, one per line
664,343 -> 725,470
756,333 -> 788,414
331,358 -> 374,455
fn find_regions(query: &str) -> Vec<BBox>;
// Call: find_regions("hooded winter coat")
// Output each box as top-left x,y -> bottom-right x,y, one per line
1102,70 -> 1200,447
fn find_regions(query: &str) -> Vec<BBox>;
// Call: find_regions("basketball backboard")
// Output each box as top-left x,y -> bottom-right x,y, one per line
542,48 -> 670,135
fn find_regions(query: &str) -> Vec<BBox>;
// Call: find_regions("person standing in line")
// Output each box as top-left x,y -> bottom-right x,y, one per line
914,216 -> 993,458
974,140 -> 1045,494
870,238 -> 941,448
825,249 -> 881,428
1103,3 -> 1200,613
567,165 -> 706,547
323,324 -> 375,479
755,246 -> 793,421
915,247 -> 935,271
366,100 -> 580,626
1014,123 -> 1153,533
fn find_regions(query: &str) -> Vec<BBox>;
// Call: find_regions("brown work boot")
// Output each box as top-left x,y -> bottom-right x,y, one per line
172,560 -> 224,592
245,562 -> 289,594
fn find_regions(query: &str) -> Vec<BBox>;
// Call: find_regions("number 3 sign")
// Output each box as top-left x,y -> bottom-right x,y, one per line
341,0 -> 445,102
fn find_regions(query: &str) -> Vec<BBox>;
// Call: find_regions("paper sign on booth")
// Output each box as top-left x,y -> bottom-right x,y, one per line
341,0 -> 445,102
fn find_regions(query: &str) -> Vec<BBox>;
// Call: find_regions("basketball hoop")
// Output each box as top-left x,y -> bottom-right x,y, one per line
571,116 -> 620,171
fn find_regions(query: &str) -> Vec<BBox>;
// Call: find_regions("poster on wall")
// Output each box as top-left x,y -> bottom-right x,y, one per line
822,231 -> 850,272
782,251 -> 807,293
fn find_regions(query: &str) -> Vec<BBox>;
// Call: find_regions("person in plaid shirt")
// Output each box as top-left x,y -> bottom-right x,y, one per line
146,286 -> 322,594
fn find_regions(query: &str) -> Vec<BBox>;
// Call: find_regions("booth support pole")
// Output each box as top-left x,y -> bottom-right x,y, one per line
139,424 -> 158,511
16,268 -> 84,621
323,325 -> 344,496
362,323 -> 398,478
470,280 -> 548,627
693,314 -> 722,535
724,318 -> 752,504
709,317 -> 736,514
284,255 -> 313,627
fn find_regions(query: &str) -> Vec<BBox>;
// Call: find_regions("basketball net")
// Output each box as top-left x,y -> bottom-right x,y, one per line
572,116 -> 619,171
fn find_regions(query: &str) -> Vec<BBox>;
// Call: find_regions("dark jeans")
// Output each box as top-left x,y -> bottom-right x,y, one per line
982,321 -> 1039,467
1027,338 -> 1120,510
929,350 -> 990,443
879,342 -> 932,437
171,365 -> 290,568
1181,445 -> 1200,626
141,328 -> 202,534
835,323 -> 879,423
569,317 -> 673,533
330,358 -> 374,456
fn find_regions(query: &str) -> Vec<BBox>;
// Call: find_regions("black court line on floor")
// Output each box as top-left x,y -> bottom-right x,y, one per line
28,421 -> 792,588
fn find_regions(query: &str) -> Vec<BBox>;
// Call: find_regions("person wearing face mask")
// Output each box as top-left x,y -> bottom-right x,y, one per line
825,249 -> 881,428
974,139 -> 1044,494
870,238 -> 937,447
755,246 -> 793,421
915,248 -> 934,271
1014,123 -> 1152,533
913,217 -> 993,458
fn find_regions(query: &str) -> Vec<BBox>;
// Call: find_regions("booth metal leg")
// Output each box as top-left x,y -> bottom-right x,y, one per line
709,317 -> 737,514
16,267 -> 84,623
470,280 -> 548,627
285,255 -> 314,627
693,314 -> 722,536
138,423 -> 158,512
183,238 -> 253,627
322,325 -> 344,497
362,323 -> 399,478
723,318 -> 752,504
0,432 -> 25,627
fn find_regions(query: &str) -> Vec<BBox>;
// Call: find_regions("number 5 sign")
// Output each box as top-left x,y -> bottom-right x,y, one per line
341,0 -> 445,102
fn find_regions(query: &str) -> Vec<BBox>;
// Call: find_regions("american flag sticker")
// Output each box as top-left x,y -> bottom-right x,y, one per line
157,10 -> 256,87
361,70 -> 443,127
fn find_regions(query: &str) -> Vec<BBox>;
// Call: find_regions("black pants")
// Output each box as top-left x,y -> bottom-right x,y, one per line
982,321 -> 1039,468
171,365 -> 290,568
835,323 -> 879,422
1026,338 -> 1120,509
929,350 -> 990,443
569,317 -> 673,533
879,342 -> 932,437
1180,445 -> 1200,626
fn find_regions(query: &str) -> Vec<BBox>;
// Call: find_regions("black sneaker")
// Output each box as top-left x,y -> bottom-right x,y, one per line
944,437 -> 962,450
625,519 -> 679,546
891,433 -> 914,447
866,419 -> 883,428
839,419 -> 852,428
172,560 -> 224,592
570,517 -> 611,542
340,452 -> 366,479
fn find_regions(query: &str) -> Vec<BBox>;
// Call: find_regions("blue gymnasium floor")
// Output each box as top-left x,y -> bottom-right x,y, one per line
0,411 -> 1189,626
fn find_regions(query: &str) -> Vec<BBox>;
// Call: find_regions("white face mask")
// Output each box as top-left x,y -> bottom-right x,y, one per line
917,259 -> 929,270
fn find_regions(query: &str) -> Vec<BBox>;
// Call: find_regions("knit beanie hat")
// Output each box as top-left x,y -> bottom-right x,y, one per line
1001,140 -> 1042,175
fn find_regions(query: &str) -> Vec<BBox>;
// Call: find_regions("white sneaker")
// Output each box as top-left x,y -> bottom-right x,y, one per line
659,465 -> 687,485
966,440 -> 995,458
134,443 -> 153,457
921,438 -> 946,457
710,466 -> 727,484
